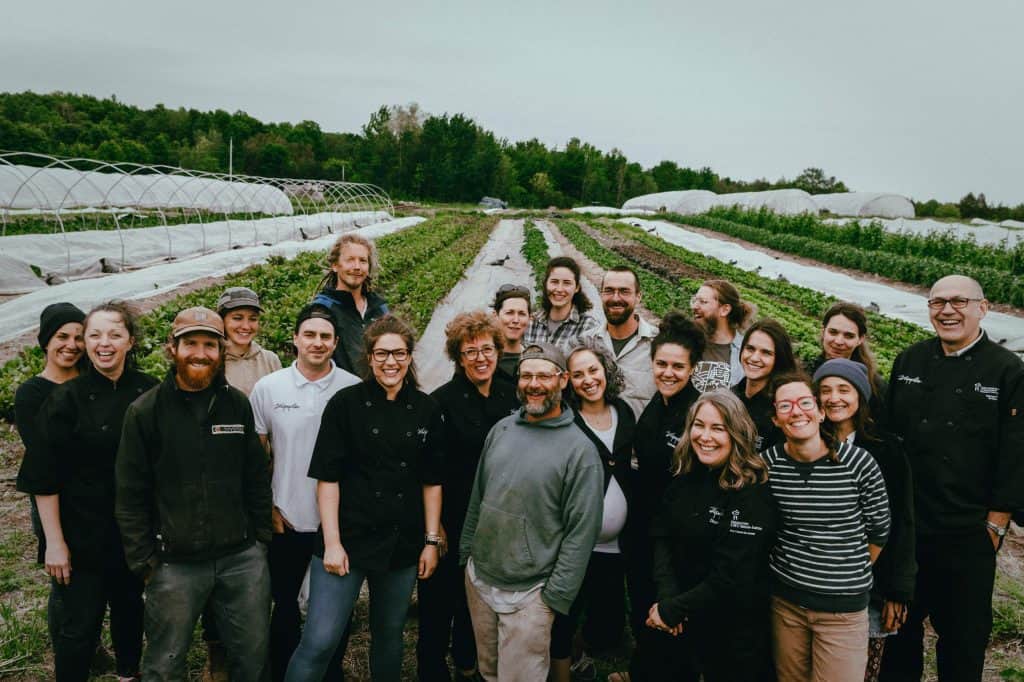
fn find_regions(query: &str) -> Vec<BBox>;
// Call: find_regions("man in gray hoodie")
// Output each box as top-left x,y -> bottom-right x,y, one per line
460,342 -> 603,682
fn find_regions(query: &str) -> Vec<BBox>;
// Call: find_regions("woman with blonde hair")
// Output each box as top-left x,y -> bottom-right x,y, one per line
646,389 -> 777,681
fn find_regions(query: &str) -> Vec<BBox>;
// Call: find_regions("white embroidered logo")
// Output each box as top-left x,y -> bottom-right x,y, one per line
975,383 -> 999,401
665,430 -> 680,449
897,374 -> 922,385
417,427 -> 429,443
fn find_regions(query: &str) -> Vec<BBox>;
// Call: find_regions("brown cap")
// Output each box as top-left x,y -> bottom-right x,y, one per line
172,306 -> 225,339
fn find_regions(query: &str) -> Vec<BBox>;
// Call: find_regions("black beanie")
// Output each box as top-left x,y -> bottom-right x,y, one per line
38,302 -> 86,350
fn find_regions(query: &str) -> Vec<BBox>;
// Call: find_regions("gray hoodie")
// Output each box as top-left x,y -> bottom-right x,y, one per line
460,405 -> 603,615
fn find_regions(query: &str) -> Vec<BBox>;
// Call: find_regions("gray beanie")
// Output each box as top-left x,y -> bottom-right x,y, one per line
813,358 -> 871,402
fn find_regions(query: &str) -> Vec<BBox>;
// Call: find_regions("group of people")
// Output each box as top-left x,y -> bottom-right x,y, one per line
13,230 -> 1023,682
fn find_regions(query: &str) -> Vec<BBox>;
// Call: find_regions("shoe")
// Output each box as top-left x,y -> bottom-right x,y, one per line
571,653 -> 597,681
202,640 -> 230,682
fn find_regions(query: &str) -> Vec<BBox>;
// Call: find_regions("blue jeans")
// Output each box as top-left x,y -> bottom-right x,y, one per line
285,557 -> 417,682
142,543 -> 271,681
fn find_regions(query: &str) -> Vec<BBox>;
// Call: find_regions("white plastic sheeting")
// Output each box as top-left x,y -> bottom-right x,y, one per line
824,217 -> 1024,247
571,206 -> 656,216
620,218 -> 1024,351
811,192 -> 915,219
622,189 -> 818,216
1,164 -> 293,214
0,211 -> 391,294
0,217 -> 425,344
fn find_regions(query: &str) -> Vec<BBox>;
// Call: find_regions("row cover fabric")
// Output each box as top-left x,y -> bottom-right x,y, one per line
0,217 -> 425,344
0,164 -> 293,214
622,189 -> 818,216
0,211 -> 390,294
824,217 -> 1023,247
810,193 -> 915,219
620,218 -> 1024,352
570,206 -> 655,216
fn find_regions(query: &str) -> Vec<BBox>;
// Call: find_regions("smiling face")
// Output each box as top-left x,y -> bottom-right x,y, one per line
600,270 -> 639,326
85,311 -> 134,380
223,307 -> 260,350
929,276 -> 988,353
818,376 -> 860,428
821,314 -> 863,360
772,381 -> 824,443
691,285 -> 727,334
652,342 -> 694,401
740,330 -> 776,383
568,349 -> 608,407
332,242 -> 371,294
370,332 -> 411,393
497,297 -> 530,344
517,358 -> 567,419
45,321 -> 85,371
458,333 -> 499,387
545,266 -> 579,314
690,402 -> 732,469
171,332 -> 223,391
294,317 -> 338,372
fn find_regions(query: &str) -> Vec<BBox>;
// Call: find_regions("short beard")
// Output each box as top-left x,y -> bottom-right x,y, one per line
604,305 -> 634,326
517,387 -> 560,416
175,355 -> 223,391
696,315 -> 717,336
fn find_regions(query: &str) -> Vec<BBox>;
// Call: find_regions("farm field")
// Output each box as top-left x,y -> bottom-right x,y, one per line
1,209 -> 1023,680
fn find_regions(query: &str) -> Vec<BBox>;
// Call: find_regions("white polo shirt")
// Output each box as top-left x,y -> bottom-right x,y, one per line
250,361 -> 360,532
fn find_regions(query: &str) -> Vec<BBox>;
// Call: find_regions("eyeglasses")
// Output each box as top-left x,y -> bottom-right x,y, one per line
601,287 -> 635,297
371,348 -> 410,362
927,297 -> 983,310
774,396 -> 817,414
519,371 -> 561,383
461,345 -> 497,360
690,296 -> 714,307
498,283 -> 530,295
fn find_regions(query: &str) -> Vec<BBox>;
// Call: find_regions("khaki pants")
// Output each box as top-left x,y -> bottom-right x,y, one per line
465,573 -> 555,682
771,594 -> 868,682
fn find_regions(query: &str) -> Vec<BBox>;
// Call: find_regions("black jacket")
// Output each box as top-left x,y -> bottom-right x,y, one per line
17,368 -> 157,568
312,288 -> 389,377
430,372 -> 518,540
855,431 -> 916,604
572,397 -> 637,551
732,379 -> 782,452
308,380 -> 445,571
887,333 -> 1024,535
115,371 -> 273,576
651,462 -> 776,677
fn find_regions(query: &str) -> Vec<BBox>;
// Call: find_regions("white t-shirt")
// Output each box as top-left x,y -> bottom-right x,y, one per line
587,410 -> 628,554
250,362 -> 360,532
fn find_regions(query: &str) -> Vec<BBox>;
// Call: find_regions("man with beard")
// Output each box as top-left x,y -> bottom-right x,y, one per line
590,265 -> 658,417
689,279 -> 755,391
116,306 -> 273,681
460,343 -> 603,682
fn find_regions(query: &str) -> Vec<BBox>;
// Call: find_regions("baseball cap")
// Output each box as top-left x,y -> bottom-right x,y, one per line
216,287 -> 263,314
172,306 -> 225,339
519,342 -> 567,372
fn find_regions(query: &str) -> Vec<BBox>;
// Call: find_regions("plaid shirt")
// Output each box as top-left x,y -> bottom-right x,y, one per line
524,308 -> 602,352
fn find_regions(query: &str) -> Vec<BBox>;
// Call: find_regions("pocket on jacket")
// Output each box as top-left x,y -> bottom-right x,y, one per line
472,502 -> 538,582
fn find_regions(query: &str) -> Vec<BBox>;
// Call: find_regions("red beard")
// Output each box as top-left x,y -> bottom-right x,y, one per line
174,354 -> 223,391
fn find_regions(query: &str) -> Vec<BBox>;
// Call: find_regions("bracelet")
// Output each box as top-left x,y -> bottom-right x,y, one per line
424,533 -> 443,546
986,521 -> 1008,537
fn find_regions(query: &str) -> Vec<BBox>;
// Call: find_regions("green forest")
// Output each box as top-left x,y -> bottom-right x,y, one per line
1,91 -> 1021,219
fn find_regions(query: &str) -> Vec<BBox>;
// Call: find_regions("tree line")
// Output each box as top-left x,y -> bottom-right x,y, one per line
1,91 -> 1021,219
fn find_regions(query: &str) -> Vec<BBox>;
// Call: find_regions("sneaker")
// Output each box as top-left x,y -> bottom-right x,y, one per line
571,652 -> 597,681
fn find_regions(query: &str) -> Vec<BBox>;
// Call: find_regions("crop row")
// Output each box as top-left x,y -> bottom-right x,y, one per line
709,207 -> 1023,273
0,212 -> 497,417
555,218 -> 930,373
664,209 -> 1023,306
522,219 -> 549,292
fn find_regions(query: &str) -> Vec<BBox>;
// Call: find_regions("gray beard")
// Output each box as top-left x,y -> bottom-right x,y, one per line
518,388 -> 559,416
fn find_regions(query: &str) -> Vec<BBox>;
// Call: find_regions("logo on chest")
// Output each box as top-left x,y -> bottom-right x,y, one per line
897,374 -> 922,385
974,383 -> 999,401
664,430 -> 681,449
274,402 -> 301,411
707,506 -> 723,525
211,424 -> 244,435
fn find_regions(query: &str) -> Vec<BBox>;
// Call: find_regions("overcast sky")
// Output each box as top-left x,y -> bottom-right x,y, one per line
5,0 -> 1023,204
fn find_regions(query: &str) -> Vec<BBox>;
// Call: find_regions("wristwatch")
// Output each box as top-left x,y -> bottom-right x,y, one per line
424,533 -> 443,546
986,520 -> 1008,538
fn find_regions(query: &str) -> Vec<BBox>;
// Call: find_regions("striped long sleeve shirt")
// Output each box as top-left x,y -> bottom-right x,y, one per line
762,441 -> 891,612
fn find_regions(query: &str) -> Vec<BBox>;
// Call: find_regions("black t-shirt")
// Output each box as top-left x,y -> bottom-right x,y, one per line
610,331 -> 637,358
308,380 -> 445,571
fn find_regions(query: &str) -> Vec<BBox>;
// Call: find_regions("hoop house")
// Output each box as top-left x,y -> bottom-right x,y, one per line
811,192 -> 915,218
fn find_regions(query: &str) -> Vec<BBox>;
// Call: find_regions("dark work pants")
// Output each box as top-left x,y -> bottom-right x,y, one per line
625,545 -> 675,682
550,551 -> 626,659
417,542 -> 476,680
879,528 -> 996,682
270,527 -> 345,682
48,551 -> 144,681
